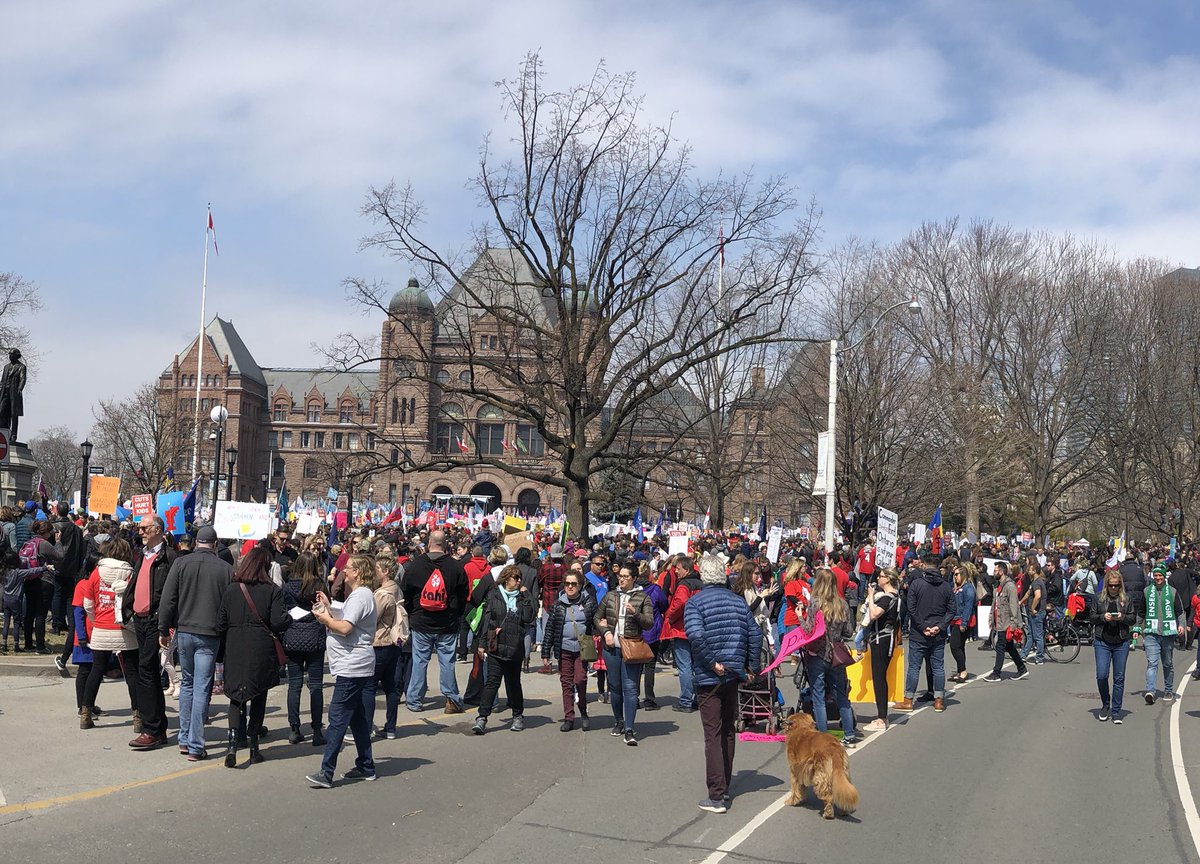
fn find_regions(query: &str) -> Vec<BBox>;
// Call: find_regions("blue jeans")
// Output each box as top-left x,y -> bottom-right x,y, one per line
1022,610 -> 1046,661
1144,632 -> 1175,696
320,675 -> 376,780
176,632 -> 219,755
1094,638 -> 1130,714
602,646 -> 644,731
674,638 -> 696,709
374,644 -> 401,733
904,631 -> 946,698
805,653 -> 856,739
406,631 -> 461,710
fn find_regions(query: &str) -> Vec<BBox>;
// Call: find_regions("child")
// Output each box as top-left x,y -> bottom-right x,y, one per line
1,549 -> 44,653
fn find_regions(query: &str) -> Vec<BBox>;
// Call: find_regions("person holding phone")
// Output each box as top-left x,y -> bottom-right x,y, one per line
1091,570 -> 1137,723
305,555 -> 378,788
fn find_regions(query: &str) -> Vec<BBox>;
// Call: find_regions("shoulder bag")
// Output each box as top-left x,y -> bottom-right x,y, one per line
240,583 -> 287,667
572,608 -> 598,662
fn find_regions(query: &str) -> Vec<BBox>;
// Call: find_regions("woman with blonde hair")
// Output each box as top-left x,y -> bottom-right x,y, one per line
949,562 -> 977,683
798,567 -> 858,748
1090,568 -> 1136,722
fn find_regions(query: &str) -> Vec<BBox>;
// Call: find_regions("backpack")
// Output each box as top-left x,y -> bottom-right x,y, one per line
379,588 -> 411,645
19,539 -> 40,570
419,568 -> 448,612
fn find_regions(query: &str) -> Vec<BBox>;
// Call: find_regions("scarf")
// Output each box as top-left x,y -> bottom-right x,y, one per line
1144,583 -> 1177,636
499,585 -> 519,613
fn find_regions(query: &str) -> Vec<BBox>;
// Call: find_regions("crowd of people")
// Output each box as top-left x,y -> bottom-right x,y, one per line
2,501 -> 1194,809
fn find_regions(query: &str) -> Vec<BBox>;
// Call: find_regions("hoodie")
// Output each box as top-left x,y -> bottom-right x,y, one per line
905,565 -> 955,634
401,551 -> 469,634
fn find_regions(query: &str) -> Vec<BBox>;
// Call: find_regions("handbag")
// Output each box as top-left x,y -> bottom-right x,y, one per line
240,583 -> 287,667
572,612 -> 598,662
620,635 -> 654,664
830,640 -> 856,668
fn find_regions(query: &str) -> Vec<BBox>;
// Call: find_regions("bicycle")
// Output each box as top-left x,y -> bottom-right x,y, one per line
1044,606 -> 1081,663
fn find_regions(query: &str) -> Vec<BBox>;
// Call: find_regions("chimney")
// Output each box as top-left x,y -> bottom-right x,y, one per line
751,366 -> 765,390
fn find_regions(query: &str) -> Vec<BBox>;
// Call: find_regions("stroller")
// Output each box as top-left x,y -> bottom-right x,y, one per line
735,642 -> 787,734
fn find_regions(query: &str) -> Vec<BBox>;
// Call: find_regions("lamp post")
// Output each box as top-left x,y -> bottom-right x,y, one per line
260,471 -> 268,500
209,405 -> 228,510
823,297 -> 922,554
79,439 -> 93,514
225,446 -> 238,501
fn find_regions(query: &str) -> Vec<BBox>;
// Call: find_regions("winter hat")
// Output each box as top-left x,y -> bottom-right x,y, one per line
1151,562 -> 1169,578
699,553 -> 726,585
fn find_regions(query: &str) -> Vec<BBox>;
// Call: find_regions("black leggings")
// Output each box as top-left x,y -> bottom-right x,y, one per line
23,581 -> 51,649
82,649 -> 138,714
949,626 -> 969,675
868,634 -> 894,720
229,694 -> 267,738
75,661 -> 91,708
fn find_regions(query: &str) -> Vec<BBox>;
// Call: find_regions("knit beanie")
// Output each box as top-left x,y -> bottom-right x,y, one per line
1151,562 -> 1169,578
699,553 -> 726,585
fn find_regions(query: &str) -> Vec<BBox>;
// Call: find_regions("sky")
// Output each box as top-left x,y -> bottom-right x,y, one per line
3,0 -> 1200,442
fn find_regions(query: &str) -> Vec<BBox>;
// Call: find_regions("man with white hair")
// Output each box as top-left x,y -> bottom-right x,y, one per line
684,553 -> 762,815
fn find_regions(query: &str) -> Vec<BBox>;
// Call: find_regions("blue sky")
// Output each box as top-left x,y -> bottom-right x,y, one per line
3,0 -> 1200,439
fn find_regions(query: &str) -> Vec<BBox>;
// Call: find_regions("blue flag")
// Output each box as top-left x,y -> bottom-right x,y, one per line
277,481 -> 289,520
633,506 -> 644,542
928,504 -> 943,555
182,479 -> 199,528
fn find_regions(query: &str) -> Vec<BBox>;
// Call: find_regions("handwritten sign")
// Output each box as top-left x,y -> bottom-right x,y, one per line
88,476 -> 121,516
213,501 -> 273,541
766,525 -> 783,564
156,491 -> 186,536
876,507 -> 898,568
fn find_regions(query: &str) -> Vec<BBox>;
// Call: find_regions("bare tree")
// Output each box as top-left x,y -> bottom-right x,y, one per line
331,55 -> 817,529
29,425 -> 79,499
91,383 -> 188,495
0,272 -> 41,355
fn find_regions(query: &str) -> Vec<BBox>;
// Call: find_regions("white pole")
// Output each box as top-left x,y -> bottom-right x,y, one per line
190,204 -> 211,480
824,339 -> 838,554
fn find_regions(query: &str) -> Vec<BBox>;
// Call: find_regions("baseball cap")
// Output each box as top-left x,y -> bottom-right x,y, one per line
196,526 -> 218,544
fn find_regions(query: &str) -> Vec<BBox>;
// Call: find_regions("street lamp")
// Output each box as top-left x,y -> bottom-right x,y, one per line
260,471 -> 268,500
823,297 -> 922,554
225,446 -> 238,500
209,405 -> 229,510
79,439 -> 93,514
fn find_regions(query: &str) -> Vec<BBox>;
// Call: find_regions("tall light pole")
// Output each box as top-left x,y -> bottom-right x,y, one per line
209,405 -> 228,511
79,439 -> 93,514
824,297 -> 922,554
225,446 -> 238,501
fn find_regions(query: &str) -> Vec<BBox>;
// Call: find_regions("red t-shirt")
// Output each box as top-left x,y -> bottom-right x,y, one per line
783,579 -> 810,627
72,578 -> 94,647
857,547 -> 876,576
831,563 -> 850,598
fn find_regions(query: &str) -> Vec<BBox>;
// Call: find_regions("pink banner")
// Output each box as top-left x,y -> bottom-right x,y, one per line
761,613 -> 826,677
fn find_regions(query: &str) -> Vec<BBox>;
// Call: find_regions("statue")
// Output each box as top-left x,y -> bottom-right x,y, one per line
0,349 -> 27,443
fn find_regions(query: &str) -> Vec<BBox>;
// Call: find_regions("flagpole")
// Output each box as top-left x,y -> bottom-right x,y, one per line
191,204 -> 212,482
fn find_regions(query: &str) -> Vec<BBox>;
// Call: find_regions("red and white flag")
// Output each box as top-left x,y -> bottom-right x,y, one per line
208,208 -> 219,256
456,436 -> 469,454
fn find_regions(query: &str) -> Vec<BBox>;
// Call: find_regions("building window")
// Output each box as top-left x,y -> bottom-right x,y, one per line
408,398 -> 417,423
435,422 -> 464,454
391,448 -> 400,465
476,406 -> 504,456
349,433 -> 359,450
307,402 -> 320,422
515,424 -> 545,457
268,432 -> 278,450
281,431 -> 292,448
367,433 -> 376,451
340,403 -> 353,423
436,369 -> 450,386
200,398 -> 211,411
272,457 -> 285,478
213,375 -> 220,387
301,431 -> 311,449
315,432 -> 325,448
459,370 -> 471,384
333,432 -> 344,450
391,398 -> 399,423
274,402 -> 287,421
479,336 -> 487,350
304,460 -> 318,479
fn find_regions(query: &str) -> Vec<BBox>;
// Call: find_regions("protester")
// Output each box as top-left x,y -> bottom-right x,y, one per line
1142,562 -> 1184,705
471,565 -> 536,735
685,553 -> 762,814
282,552 -> 328,745
1092,570 -> 1136,722
862,567 -> 900,732
541,565 -> 597,731
123,516 -> 177,750
217,544 -> 289,767
982,561 -> 1030,684
594,560 -> 654,745
895,550 -> 954,712
157,525 -> 233,760
662,554 -> 702,713
372,554 -> 404,739
402,530 -> 469,714
1021,563 -> 1047,664
798,567 -> 859,747
307,555 -> 379,788
949,561 -> 977,682
79,537 -> 139,732
536,543 -> 566,672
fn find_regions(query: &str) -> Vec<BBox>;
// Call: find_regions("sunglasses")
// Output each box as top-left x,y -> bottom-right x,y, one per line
564,580 -> 580,587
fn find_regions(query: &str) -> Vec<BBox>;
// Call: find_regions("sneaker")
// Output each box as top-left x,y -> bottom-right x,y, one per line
510,716 -> 525,732
560,720 -> 573,732
444,698 -> 464,714
981,673 -> 1003,683
54,656 -> 69,677
624,730 -> 637,746
698,798 -> 728,814
1098,707 -> 1110,721
1031,659 -> 1044,665
580,715 -> 590,731
472,718 -> 487,735
1113,716 -> 1124,725
187,750 -> 208,762
288,728 -> 304,745
933,698 -> 945,713
842,736 -> 858,749
384,729 -> 397,739
610,722 -> 625,737
1013,669 -> 1030,680
672,703 -> 697,713
1145,692 -> 1156,705
1163,693 -> 1175,704
342,766 -> 377,782
311,727 -> 326,747
862,718 -> 888,733
643,699 -> 660,711
306,772 -> 333,789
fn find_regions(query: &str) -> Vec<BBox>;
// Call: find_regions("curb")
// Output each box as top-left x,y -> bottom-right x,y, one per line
0,659 -> 68,679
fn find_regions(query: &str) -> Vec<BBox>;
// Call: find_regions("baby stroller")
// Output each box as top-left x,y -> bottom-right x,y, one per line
735,642 -> 786,734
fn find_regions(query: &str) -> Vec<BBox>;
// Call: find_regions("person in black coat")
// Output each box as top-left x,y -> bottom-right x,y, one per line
471,565 -> 535,735
217,544 -> 289,767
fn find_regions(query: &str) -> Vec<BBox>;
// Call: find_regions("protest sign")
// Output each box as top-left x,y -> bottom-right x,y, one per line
131,494 -> 154,522
876,507 -> 898,568
156,491 -> 187,536
88,476 -> 121,516
668,530 -> 689,556
213,501 -> 273,541
503,515 -> 527,534
766,525 -> 783,563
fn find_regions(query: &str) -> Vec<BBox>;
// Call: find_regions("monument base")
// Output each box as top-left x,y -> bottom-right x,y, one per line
0,443 -> 38,507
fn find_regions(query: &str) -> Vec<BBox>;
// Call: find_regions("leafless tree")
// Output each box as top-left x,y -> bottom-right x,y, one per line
91,383 -> 188,495
330,55 -> 817,529
29,424 -> 80,500
0,272 -> 41,356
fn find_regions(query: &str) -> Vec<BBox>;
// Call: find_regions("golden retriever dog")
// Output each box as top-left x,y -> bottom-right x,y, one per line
783,712 -> 859,819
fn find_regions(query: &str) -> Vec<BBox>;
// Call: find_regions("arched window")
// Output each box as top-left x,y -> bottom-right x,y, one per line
408,398 -> 417,422
273,401 -> 287,422
339,401 -> 353,424
476,404 -> 503,420
213,375 -> 220,388
436,369 -> 450,386
391,398 -> 399,423
391,448 -> 400,466
476,404 -> 504,455
459,369 -> 472,384
440,402 -> 464,420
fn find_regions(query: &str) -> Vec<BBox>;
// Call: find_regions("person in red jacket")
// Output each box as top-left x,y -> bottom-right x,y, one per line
1190,592 -> 1200,681
662,554 -> 702,712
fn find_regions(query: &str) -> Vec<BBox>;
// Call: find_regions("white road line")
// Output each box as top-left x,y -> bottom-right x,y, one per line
699,660 -> 1012,864
0,786 -> 7,807
1170,660 -> 1200,862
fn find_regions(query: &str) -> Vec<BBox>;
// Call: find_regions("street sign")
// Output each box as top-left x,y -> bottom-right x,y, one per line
89,466 -> 105,475
0,430 -> 8,463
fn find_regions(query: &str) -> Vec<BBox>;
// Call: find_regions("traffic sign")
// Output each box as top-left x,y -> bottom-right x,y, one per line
0,430 -> 8,462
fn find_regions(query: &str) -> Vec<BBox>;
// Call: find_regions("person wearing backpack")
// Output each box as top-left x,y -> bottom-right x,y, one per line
401,529 -> 469,715
20,520 -> 63,654
372,554 -> 406,739
1,548 -> 45,653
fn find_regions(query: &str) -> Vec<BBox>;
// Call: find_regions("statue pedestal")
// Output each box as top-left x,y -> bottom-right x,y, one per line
0,443 -> 37,507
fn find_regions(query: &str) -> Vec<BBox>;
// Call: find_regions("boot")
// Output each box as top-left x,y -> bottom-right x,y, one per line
80,706 -> 94,730
223,728 -> 238,768
132,709 -> 143,734
311,724 -> 326,747
249,725 -> 264,764
288,724 -> 305,745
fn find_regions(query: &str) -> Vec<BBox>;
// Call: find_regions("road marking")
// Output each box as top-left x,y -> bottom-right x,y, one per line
1170,661 -> 1200,862
0,786 -> 7,806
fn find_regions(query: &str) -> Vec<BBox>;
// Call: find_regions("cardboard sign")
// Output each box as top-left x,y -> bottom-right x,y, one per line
766,525 -> 783,564
88,476 -> 121,516
213,501 -> 273,541
668,530 -> 689,556
876,506 -> 898,568
131,494 -> 154,522
505,531 -> 534,553
156,491 -> 187,536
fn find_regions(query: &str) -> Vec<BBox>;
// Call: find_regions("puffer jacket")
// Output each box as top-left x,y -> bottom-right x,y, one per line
593,586 -> 654,642
478,585 -> 536,662
542,589 -> 598,661
684,584 -> 762,688
282,576 -> 326,654
640,580 -> 668,644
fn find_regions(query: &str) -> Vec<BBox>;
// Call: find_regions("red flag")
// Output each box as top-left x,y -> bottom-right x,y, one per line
456,436 -> 469,454
381,505 -> 404,527
208,208 -> 219,256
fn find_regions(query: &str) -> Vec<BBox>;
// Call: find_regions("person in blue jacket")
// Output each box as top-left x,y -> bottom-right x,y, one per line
685,553 -> 763,815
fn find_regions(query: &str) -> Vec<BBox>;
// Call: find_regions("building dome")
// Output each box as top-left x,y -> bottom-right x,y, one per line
388,277 -> 434,314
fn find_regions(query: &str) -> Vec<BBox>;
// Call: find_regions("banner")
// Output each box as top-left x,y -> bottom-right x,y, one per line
667,530 -> 689,556
213,501 -> 273,541
131,494 -> 154,522
88,476 -> 121,516
766,525 -> 783,564
156,491 -> 187,536
812,431 -> 830,497
876,506 -> 898,568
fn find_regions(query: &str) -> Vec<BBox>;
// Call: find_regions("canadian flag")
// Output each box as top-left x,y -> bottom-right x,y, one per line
208,208 -> 219,256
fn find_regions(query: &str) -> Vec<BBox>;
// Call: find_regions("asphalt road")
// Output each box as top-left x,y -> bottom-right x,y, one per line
1,644 -> 1197,864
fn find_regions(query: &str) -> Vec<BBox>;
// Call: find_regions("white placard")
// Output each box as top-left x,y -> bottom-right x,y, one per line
295,513 -> 322,535
813,431 -> 830,496
213,501 -> 273,541
877,506 -> 898,568
668,530 -> 689,556
766,525 -> 783,564
912,523 -> 927,545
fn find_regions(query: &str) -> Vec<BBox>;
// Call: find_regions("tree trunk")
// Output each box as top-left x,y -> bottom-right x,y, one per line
564,476 -> 590,540
964,446 -> 981,539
